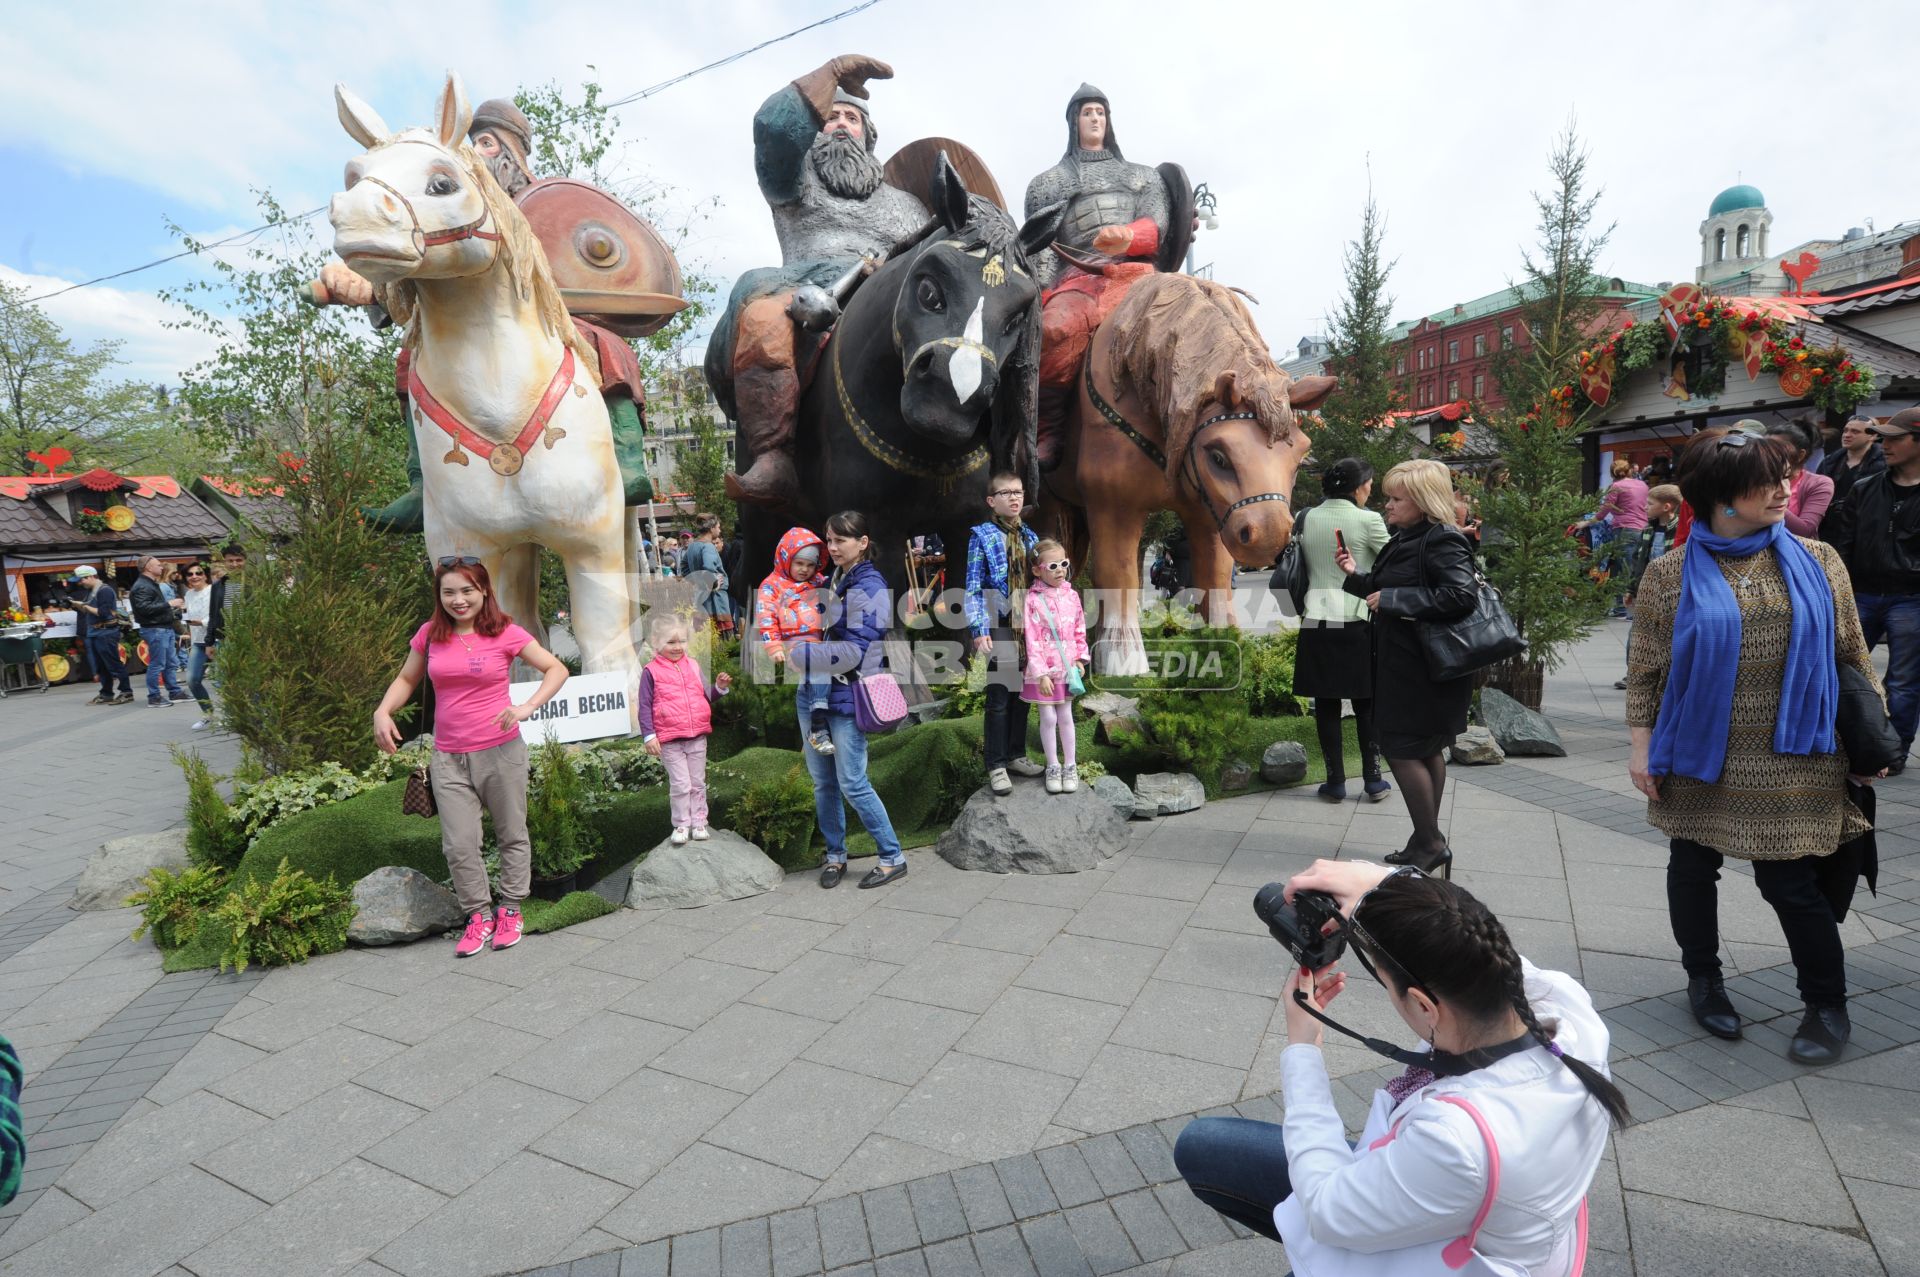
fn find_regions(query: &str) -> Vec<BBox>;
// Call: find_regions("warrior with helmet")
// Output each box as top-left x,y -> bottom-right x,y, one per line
1025,84 -> 1191,470
314,97 -> 680,531
704,55 -> 930,508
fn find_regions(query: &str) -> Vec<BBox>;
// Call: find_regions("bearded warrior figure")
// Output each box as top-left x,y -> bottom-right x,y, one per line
317,97 -> 677,531
1025,85 -> 1190,469
705,55 -> 930,508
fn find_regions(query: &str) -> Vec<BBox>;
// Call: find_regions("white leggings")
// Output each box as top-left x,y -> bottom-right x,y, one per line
1038,700 -> 1077,768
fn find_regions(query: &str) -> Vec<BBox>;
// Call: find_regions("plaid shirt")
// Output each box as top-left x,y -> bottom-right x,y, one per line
964,520 -> 1039,638
0,1034 -> 21,1208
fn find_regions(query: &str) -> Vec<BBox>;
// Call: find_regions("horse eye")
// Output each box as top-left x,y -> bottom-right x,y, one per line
1209,448 -> 1231,471
427,174 -> 458,197
1002,312 -> 1023,337
917,277 -> 944,313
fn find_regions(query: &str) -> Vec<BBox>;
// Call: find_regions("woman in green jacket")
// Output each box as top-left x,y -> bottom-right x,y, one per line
1293,458 -> 1392,801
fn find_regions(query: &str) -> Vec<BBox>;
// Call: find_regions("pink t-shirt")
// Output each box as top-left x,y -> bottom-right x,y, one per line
410,621 -> 534,753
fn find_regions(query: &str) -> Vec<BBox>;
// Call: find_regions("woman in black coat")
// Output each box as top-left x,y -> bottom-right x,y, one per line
1335,459 -> 1477,876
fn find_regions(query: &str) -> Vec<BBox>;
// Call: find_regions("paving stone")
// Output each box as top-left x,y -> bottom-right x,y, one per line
344,971 -> 507,1045
567,922 -> 710,984
673,1227 -> 722,1277
1609,1058 -> 1708,1116
803,998 -> 977,1087
880,1053 -> 1074,1163
1064,1203 -> 1141,1276
182,1158 -> 444,1277
708,1060 -> 907,1179
1037,1143 -> 1104,1208
955,987 -> 1122,1079
142,1029 -> 267,1107
357,1018 -> 546,1109
971,1224 -> 1040,1277
0,1165 -> 263,1277
568,1249 -> 623,1277
920,1236 -> 983,1277
598,1143 -> 818,1244
1623,1189 -> 1882,1277
1615,1101 -> 1856,1226
878,943 -> 1030,1014
817,906 -> 957,961
941,900 -> 1075,957
948,1162 -> 1014,1232
1152,1182 -> 1235,1250
1800,1075 -> 1920,1190
209,1025 -> 405,1119
1843,1176 -> 1920,1277
623,1239 -> 677,1276
213,978 -> 393,1052
1014,935 -> 1164,1007
55,1088 -> 266,1209
874,1251 -> 929,1277
722,1217 -> 773,1277
1021,1213 -> 1095,1277
745,950 -> 903,1023
531,1068 -> 741,1188
1066,893 -> 1196,949
861,1184 -> 920,1256
1116,1125 -> 1179,1184
1108,1189 -> 1185,1263
1055,1046 -> 1243,1134
0,1186 -> 90,1262
1075,1132 -> 1148,1196
815,1193 -> 872,1269
375,1153 -> 628,1277
811,1135 -> 967,1201
362,1075 -> 576,1196
1111,981 -> 1270,1071
1150,930 -> 1290,1000
651,1004 -> 829,1094
770,1207 -> 823,1277
903,1174 -> 967,1245
498,1009 -> 683,1102
699,915 -> 839,973
198,1080 -> 424,1203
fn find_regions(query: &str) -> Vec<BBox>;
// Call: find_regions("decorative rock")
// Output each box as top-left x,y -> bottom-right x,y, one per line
1449,725 -> 1506,766
1132,772 -> 1206,816
348,866 -> 464,945
1080,691 -> 1140,719
1096,714 -> 1145,748
1221,759 -> 1254,792
72,829 -> 191,911
627,829 -> 785,909
1091,774 -> 1137,819
1479,688 -> 1567,757
936,785 -> 1127,874
1084,690 -> 1145,748
1260,741 -> 1310,786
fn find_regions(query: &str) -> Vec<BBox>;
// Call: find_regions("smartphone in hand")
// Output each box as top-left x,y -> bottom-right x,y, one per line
1333,529 -> 1348,556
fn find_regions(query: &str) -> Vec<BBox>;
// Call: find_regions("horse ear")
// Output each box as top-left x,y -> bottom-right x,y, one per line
335,84 -> 390,149
1018,201 -> 1067,262
433,71 -> 473,149
930,151 -> 969,234
1287,374 -> 1338,413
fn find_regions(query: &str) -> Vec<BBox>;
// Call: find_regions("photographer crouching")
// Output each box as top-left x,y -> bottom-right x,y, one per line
1174,860 -> 1624,1277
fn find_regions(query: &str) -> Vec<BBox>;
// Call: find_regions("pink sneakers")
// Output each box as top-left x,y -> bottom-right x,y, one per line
492,908 -> 523,951
454,911 -> 495,958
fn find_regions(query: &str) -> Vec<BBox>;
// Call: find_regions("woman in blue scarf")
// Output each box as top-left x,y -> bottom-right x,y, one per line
1625,427 -> 1882,1065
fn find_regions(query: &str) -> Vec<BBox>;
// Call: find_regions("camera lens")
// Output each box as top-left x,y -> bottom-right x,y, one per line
1252,882 -> 1288,930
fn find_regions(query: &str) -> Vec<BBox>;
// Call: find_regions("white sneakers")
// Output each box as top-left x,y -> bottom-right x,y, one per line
691,827 -> 711,841
988,767 -> 1012,796
1044,765 -> 1064,794
670,827 -> 691,845
1006,757 -> 1046,778
1062,764 -> 1080,793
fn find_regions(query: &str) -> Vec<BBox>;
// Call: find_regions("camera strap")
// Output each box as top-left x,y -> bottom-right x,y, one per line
1290,992 -> 1539,1075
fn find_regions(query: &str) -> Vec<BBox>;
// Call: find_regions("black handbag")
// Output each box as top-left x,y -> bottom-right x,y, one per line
1269,508 -> 1310,615
1836,662 -> 1903,775
1413,527 -> 1525,681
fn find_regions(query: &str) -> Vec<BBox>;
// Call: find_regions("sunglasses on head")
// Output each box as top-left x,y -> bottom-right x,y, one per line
437,555 -> 482,569
1714,431 -> 1758,449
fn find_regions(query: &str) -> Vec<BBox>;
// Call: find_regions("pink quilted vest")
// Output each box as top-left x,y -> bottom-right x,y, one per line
647,654 -> 712,742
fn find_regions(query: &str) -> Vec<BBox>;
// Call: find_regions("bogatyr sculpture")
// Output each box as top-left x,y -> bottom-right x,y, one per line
328,72 -> 640,680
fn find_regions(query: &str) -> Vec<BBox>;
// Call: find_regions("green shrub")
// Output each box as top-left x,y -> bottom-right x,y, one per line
1241,630 -> 1308,718
208,857 -> 355,973
526,736 -> 602,880
941,654 -> 991,720
1135,627 -> 1251,786
239,777 -> 446,887
521,890 -> 618,934
712,635 -> 804,750
126,865 -> 230,950
731,767 -> 817,866
228,762 -> 379,840
1074,757 -> 1108,780
171,746 -> 248,870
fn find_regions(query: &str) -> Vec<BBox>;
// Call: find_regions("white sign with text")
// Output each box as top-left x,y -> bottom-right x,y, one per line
509,671 -> 631,745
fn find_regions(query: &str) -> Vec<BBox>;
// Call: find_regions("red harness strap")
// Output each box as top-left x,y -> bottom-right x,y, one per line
409,347 -> 577,477
357,175 -> 502,252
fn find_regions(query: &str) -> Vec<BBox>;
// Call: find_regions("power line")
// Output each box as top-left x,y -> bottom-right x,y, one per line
13,0 -> 889,307
602,0 -> 887,108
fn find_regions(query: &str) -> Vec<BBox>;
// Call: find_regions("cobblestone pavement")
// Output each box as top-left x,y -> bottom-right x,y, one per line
4,630 -> 1920,1275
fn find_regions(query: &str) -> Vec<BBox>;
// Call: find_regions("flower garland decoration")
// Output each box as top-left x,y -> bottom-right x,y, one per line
1759,335 -> 1877,415
74,507 -> 110,534
1432,430 -> 1466,453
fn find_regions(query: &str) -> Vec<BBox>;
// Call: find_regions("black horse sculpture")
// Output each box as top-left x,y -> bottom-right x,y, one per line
730,158 -> 1063,635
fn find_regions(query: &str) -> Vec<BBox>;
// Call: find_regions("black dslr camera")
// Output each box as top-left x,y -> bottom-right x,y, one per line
1253,883 -> 1347,970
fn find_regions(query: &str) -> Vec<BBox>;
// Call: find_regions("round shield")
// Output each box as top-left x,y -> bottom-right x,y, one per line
884,138 -> 1006,213
516,178 -> 689,339
1157,163 -> 1196,275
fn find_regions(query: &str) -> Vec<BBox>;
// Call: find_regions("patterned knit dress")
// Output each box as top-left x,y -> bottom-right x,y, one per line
1625,536 -> 1876,861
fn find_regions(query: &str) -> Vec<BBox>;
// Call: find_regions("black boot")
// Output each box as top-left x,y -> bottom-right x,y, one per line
1687,976 -> 1741,1040
1788,1004 -> 1850,1065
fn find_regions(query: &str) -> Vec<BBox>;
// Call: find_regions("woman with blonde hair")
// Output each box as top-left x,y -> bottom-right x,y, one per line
1335,459 -> 1478,875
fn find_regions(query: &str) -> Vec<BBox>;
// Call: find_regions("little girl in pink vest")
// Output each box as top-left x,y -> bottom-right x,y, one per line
639,616 -> 731,844
1022,538 -> 1089,794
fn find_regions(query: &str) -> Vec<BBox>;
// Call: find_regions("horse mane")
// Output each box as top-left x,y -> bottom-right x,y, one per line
1107,273 -> 1296,480
383,136 -> 599,385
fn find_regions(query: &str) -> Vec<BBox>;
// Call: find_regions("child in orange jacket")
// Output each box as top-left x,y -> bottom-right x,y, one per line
756,526 -> 834,754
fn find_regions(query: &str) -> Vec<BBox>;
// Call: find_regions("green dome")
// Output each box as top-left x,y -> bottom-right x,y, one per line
1710,184 -> 1765,217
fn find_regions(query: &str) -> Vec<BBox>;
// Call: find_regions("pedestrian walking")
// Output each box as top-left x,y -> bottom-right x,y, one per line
129,557 -> 189,707
1628,428 -> 1879,1064
372,558 -> 569,958
1818,415 -> 1886,511
1828,407 -> 1920,774
680,512 -> 734,637
1293,458 -> 1391,803
794,511 -> 907,889
65,566 -> 131,704
1609,485 -> 1682,690
638,615 -> 731,845
965,470 -> 1043,795
181,563 -> 216,729
1765,418 -> 1834,537
1334,460 -> 1477,876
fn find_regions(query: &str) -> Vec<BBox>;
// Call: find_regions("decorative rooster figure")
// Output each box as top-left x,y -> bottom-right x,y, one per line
25,446 -> 72,476
1781,252 -> 1821,297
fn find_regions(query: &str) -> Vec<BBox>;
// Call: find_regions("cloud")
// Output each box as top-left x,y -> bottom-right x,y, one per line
0,263 -> 228,386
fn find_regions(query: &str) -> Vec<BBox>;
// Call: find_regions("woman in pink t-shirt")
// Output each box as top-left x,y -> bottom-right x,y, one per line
373,559 -> 569,958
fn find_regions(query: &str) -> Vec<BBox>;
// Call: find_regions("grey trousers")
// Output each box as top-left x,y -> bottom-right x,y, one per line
430,737 -> 531,914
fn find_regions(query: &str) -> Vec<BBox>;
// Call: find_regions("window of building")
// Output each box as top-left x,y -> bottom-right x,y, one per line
1473,373 -> 1484,399
1473,334 -> 1486,358
1416,349 -> 1425,371
1501,325 -> 1514,348
1736,224 -> 1750,258
1427,345 -> 1437,368
1447,340 -> 1459,364
1447,379 -> 1459,401
1715,228 -> 1726,262
1396,356 -> 1406,376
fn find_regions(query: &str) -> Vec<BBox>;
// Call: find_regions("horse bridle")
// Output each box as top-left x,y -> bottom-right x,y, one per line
1084,361 -> 1291,533
356,173 -> 501,257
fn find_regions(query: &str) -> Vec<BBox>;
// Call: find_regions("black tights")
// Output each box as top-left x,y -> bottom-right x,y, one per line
1388,752 -> 1448,854
1312,697 -> 1379,786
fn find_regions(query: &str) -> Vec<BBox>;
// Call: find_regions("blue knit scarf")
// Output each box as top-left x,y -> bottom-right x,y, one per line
1648,521 -> 1836,783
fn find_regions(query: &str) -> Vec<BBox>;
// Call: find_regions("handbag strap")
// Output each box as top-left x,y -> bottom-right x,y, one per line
1035,592 -> 1073,674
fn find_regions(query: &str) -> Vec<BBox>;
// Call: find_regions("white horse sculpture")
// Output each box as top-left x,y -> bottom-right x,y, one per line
329,72 -> 638,680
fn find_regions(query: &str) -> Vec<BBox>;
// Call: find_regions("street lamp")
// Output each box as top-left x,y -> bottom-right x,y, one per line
1186,183 -> 1219,277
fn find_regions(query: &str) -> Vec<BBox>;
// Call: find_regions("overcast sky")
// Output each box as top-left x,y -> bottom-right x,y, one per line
6,0 -> 1919,386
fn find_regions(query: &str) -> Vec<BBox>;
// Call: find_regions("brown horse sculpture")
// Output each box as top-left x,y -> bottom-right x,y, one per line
1036,273 -> 1334,673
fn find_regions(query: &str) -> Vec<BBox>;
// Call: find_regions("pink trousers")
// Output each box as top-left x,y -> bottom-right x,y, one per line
660,735 -> 710,828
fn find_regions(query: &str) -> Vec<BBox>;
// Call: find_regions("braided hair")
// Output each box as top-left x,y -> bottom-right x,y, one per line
1356,873 -> 1630,1126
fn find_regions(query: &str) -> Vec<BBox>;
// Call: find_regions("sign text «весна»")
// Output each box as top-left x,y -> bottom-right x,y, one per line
509,671 -> 632,744
520,690 -> 628,720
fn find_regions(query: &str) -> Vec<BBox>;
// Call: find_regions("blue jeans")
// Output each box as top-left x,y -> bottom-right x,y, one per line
1173,1116 -> 1292,1245
1857,593 -> 1920,752
187,643 -> 213,712
799,706 -> 904,867
87,633 -> 130,696
139,626 -> 185,702
794,673 -> 831,717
